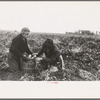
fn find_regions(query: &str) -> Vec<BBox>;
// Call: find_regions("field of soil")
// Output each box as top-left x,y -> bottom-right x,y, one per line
0,30 -> 100,81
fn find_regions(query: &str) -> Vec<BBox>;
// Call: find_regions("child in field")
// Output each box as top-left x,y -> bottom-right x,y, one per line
7,27 -> 33,71
36,38 -> 65,70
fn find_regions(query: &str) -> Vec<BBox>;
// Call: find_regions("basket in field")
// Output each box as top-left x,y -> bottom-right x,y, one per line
23,60 -> 36,74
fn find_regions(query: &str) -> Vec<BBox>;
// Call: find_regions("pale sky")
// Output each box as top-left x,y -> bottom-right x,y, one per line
0,1 -> 100,33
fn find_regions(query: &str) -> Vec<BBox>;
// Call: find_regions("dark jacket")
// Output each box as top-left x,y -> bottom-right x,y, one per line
9,34 -> 32,61
37,41 -> 60,61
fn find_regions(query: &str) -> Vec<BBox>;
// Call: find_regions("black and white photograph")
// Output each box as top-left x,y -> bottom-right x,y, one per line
0,1 -> 100,83
0,1 -> 100,82
1,1 -> 100,98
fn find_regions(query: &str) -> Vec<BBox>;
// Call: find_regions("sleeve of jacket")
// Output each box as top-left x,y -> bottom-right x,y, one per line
11,38 -> 23,58
37,43 -> 45,57
49,45 -> 60,61
25,39 -> 32,55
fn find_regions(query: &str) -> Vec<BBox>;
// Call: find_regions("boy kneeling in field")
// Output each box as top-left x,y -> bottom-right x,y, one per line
7,27 -> 33,72
35,38 -> 65,71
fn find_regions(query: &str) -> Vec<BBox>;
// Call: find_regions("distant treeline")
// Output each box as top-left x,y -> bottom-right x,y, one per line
66,30 -> 95,36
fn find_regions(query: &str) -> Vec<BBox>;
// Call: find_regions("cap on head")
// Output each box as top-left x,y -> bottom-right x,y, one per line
44,38 -> 54,47
21,27 -> 30,33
